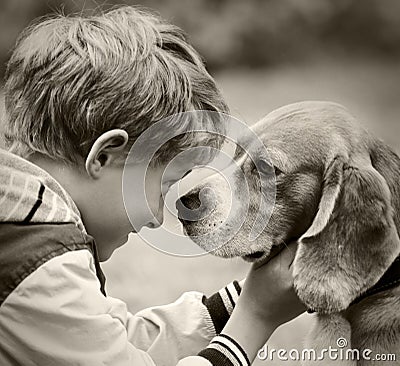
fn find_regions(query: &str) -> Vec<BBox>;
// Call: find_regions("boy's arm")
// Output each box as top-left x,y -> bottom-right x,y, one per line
0,244 -> 303,366
126,244 -> 305,366
125,281 -> 242,364
0,247 -> 241,366
185,243 -> 306,366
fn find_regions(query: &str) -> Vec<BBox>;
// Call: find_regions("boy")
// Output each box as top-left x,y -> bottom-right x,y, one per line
0,6 -> 305,366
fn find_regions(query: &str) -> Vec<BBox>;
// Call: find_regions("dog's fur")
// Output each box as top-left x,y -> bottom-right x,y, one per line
178,101 -> 400,365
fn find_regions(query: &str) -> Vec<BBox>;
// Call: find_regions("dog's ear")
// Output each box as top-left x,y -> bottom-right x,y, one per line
293,155 -> 400,313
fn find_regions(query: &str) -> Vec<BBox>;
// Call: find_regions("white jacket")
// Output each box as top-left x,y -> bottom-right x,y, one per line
0,149 -> 245,366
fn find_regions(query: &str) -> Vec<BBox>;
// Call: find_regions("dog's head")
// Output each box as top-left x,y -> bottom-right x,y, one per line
177,101 -> 400,313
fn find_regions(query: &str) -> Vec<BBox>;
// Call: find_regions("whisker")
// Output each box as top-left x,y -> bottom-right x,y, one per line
281,239 -> 290,250
280,239 -> 297,269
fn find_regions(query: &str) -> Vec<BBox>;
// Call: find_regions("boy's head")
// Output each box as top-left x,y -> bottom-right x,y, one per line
4,6 -> 229,260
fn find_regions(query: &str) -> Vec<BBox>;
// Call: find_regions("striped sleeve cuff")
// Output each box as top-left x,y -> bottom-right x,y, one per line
202,280 -> 242,334
198,334 -> 250,366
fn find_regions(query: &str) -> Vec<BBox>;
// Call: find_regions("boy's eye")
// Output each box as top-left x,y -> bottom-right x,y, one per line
181,169 -> 192,179
163,169 -> 193,188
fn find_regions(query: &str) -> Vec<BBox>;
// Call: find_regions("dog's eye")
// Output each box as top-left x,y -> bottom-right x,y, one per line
256,159 -> 282,177
257,159 -> 274,175
274,167 -> 282,176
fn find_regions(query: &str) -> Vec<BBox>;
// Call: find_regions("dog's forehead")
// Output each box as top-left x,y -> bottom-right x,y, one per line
229,101 -> 372,173
254,101 -> 354,134
251,101 -> 365,155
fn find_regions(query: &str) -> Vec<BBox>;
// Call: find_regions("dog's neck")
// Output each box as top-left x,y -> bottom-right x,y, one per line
350,254 -> 400,307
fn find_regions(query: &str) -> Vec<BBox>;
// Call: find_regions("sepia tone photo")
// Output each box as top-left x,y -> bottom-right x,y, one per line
0,1 -> 399,365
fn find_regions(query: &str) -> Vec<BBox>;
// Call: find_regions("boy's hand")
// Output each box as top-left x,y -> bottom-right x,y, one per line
239,241 -> 306,328
221,242 -> 306,363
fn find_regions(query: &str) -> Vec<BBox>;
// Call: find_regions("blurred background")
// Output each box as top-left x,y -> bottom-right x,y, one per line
1,0 -> 400,364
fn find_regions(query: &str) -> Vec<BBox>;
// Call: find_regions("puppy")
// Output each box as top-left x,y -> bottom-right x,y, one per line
177,101 -> 400,365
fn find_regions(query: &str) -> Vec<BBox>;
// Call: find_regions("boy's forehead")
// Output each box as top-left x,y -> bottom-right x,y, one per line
163,148 -> 214,174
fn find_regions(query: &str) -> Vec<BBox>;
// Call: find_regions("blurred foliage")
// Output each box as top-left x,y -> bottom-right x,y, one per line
0,0 -> 399,75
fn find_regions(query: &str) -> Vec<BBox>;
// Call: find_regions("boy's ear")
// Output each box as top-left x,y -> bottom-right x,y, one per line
293,155 -> 400,314
85,129 -> 129,178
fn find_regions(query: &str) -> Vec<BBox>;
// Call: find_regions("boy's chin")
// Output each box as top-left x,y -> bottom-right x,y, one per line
98,234 -> 129,262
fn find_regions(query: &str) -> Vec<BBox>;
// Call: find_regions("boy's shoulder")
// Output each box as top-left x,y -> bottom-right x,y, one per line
0,222 -> 103,306
0,149 -> 83,226
0,149 -> 106,306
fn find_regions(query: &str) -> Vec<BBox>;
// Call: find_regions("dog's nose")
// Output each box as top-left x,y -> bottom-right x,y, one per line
178,191 -> 201,210
176,191 -> 203,223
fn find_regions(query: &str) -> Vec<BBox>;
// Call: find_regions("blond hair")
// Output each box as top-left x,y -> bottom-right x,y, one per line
4,6 -> 228,164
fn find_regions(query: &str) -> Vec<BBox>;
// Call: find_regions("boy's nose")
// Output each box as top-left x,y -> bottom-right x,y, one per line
147,208 -> 164,229
146,220 -> 160,229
